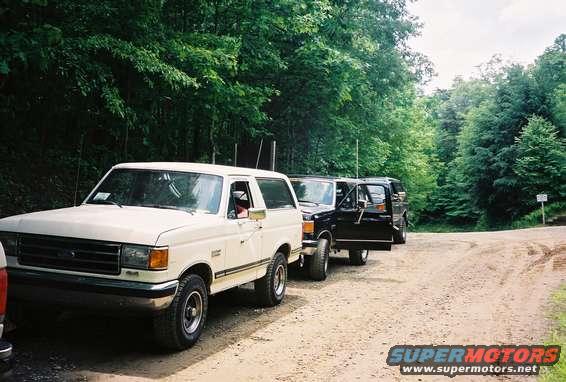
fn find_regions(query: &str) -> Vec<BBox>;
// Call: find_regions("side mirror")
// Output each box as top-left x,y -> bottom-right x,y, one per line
357,199 -> 368,209
397,191 -> 406,201
248,208 -> 267,221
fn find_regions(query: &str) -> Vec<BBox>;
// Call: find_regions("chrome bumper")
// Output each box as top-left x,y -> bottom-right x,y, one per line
301,240 -> 318,256
8,268 -> 178,313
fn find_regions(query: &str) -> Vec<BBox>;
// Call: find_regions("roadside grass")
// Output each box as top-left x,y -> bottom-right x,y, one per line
512,202 -> 566,229
414,201 -> 566,233
539,285 -> 566,382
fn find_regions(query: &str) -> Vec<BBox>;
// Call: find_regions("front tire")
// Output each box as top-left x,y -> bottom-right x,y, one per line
153,274 -> 208,351
349,249 -> 369,266
309,238 -> 330,281
255,252 -> 287,307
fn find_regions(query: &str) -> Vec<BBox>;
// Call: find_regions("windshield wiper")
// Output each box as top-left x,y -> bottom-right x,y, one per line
140,204 -> 195,215
299,200 -> 320,206
89,200 -> 123,208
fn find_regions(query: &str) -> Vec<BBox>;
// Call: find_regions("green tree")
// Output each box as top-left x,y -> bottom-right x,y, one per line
0,0 -> 435,220
514,116 -> 566,208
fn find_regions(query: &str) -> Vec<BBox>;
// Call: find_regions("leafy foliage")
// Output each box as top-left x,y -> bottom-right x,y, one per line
0,0 -> 438,220
514,116 -> 566,205
424,35 -> 566,228
1,2 -> 562,229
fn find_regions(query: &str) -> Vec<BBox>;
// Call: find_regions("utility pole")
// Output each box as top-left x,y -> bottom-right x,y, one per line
256,139 -> 263,169
74,132 -> 85,206
356,139 -> 359,178
234,143 -> 238,167
270,141 -> 276,171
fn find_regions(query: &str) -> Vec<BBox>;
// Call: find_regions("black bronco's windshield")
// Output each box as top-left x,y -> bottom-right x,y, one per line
87,169 -> 223,214
291,179 -> 334,206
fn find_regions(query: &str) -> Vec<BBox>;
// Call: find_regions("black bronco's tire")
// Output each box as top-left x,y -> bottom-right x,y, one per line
309,238 -> 330,281
153,274 -> 208,351
349,249 -> 369,266
393,216 -> 407,244
255,252 -> 287,307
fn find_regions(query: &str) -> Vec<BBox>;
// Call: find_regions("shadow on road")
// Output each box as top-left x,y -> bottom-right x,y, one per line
6,287 -> 306,381
5,250 -> 391,381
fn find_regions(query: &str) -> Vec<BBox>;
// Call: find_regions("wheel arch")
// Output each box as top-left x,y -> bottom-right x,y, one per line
275,242 -> 291,259
179,262 -> 213,293
317,229 -> 333,244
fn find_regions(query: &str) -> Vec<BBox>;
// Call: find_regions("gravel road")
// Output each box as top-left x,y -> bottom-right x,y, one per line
6,226 -> 566,381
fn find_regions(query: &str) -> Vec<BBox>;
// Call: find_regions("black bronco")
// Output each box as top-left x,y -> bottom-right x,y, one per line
362,177 -> 408,245
290,176 -> 395,281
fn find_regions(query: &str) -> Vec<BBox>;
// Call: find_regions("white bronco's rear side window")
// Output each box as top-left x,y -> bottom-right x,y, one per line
257,178 -> 296,210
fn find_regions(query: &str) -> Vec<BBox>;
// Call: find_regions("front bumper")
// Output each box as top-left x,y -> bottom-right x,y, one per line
8,268 -> 178,313
301,239 -> 318,256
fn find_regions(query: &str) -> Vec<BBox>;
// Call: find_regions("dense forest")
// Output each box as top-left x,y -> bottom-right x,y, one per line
0,1 -> 564,228
426,38 -> 566,228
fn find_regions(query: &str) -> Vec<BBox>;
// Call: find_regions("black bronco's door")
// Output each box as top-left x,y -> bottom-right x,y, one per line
334,182 -> 393,251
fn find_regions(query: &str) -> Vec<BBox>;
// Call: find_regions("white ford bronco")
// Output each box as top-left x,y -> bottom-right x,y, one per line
0,162 -> 303,350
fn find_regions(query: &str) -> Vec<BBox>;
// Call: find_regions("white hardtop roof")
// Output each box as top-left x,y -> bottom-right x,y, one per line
113,162 -> 287,179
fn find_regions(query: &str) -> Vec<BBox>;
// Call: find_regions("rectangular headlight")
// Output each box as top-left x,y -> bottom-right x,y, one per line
122,245 -> 150,269
0,232 -> 18,257
122,245 -> 168,270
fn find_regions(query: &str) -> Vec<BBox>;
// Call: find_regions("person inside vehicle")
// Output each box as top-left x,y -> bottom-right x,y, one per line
230,181 -> 253,219
233,191 -> 249,218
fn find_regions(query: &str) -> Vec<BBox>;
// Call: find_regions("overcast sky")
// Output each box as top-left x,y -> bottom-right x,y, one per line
408,0 -> 566,93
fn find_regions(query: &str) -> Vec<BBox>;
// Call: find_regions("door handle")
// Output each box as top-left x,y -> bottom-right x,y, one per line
239,222 -> 262,244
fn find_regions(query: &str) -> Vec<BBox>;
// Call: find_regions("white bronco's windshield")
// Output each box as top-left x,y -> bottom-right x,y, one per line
87,169 -> 223,214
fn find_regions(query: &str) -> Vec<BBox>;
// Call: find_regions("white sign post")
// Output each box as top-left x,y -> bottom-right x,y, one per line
536,194 -> 548,225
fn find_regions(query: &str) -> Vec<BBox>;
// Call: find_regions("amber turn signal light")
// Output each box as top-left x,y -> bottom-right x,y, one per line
149,247 -> 169,270
302,221 -> 315,234
376,203 -> 385,211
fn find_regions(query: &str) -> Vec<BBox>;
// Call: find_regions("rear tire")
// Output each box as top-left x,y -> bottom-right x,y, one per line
153,274 -> 208,351
309,238 -> 330,281
255,252 -> 287,307
393,217 -> 407,244
349,249 -> 369,266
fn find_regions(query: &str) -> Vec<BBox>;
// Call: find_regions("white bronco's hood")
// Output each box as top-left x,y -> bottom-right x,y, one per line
0,205 -> 219,245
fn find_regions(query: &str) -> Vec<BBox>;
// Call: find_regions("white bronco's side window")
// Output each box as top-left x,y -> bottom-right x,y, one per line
256,178 -> 296,210
227,181 -> 254,219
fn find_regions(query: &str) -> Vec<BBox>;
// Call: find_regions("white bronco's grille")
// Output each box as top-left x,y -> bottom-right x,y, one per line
18,234 -> 121,275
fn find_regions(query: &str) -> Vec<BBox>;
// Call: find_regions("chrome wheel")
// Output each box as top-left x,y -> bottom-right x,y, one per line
324,254 -> 329,273
274,264 -> 286,297
183,291 -> 203,335
361,250 -> 369,261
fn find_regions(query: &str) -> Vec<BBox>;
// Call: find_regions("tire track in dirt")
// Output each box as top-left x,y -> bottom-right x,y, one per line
7,227 -> 566,382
